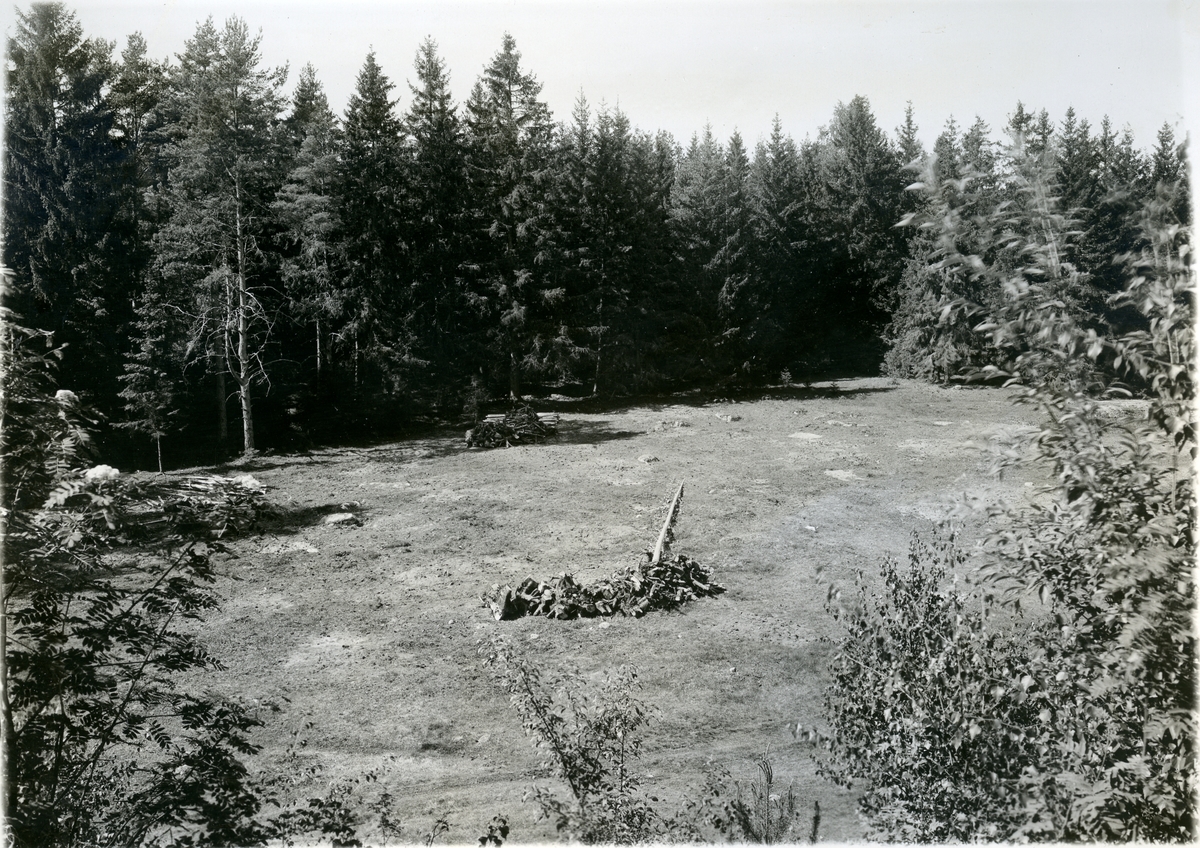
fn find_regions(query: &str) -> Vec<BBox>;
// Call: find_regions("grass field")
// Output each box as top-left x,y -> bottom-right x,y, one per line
180,376 -> 1057,843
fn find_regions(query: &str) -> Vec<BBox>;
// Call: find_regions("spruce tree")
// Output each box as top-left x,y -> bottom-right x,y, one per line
815,96 -> 908,365
713,130 -> 758,375
464,33 -> 555,398
338,51 -> 409,398
404,38 -> 472,405
670,125 -> 727,367
743,117 -> 804,374
273,64 -> 342,383
1149,122 -> 1190,227
4,3 -> 131,413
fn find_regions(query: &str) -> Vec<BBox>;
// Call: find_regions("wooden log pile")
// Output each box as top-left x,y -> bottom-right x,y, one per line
103,473 -> 267,541
466,405 -> 560,449
481,483 -> 724,621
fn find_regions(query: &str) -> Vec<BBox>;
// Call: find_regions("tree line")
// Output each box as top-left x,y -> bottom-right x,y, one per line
4,3 -> 1188,467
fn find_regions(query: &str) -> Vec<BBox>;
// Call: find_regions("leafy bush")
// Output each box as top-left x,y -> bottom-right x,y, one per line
822,535 -> 1057,841
1,307 -> 377,847
480,634 -> 668,843
824,151 -> 1194,841
480,635 -> 821,844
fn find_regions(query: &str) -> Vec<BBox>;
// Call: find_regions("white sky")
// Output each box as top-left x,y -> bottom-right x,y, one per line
5,0 -> 1195,152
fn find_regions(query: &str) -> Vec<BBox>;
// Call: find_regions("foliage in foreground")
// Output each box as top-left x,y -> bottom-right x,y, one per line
479,634 -> 670,843
822,151 -> 1195,841
480,634 -> 819,844
0,307 -> 400,847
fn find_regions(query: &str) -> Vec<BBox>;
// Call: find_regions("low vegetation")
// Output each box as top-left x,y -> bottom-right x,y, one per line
822,144 -> 1195,841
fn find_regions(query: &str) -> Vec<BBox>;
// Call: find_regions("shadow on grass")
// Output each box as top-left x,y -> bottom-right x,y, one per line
259,501 -> 364,534
525,380 -> 899,416
209,454 -> 339,475
204,381 -> 893,479
554,419 -> 643,445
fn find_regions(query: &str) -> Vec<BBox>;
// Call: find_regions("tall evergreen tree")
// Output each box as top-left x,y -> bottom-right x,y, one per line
1083,118 -> 1150,320
814,95 -> 908,363
153,16 -> 287,455
738,116 -> 806,374
620,127 -> 679,386
712,130 -> 759,374
895,101 -> 924,167
338,51 -> 410,398
273,64 -> 342,383
670,125 -> 727,368
464,33 -> 555,398
404,38 -> 473,405
1148,122 -> 1190,227
3,3 -> 131,410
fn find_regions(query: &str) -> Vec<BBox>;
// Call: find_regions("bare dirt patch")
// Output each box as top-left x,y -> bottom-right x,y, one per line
181,377 -> 1048,843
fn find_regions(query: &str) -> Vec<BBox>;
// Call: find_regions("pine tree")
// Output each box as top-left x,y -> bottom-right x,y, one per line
742,116 -> 805,374
1006,100 -> 1035,139
713,130 -> 758,375
1085,118 -> 1150,320
1029,108 -> 1054,155
932,116 -> 961,183
117,292 -> 178,472
1149,122 -> 1190,227
815,96 -> 908,364
895,101 -> 924,167
404,38 -> 472,405
273,64 -> 342,383
620,128 -> 679,386
670,125 -> 727,367
284,62 -> 331,150
153,16 -> 287,455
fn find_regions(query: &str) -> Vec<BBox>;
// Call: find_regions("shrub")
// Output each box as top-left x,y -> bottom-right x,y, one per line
824,156 -> 1194,841
822,535 -> 1059,841
480,634 -> 667,843
1,307 -> 376,846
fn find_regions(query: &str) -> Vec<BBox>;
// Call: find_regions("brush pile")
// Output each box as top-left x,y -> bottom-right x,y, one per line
482,483 -> 723,621
121,473 -> 268,539
467,405 -> 559,449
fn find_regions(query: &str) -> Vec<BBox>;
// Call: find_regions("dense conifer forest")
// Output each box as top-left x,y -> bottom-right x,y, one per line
3,6 -> 1195,845
3,4 -> 1189,468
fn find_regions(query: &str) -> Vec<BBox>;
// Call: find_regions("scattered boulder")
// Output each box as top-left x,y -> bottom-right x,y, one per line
638,454 -> 660,463
324,512 -> 361,526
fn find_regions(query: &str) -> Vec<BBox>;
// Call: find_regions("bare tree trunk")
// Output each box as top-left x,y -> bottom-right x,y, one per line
593,295 -> 604,396
215,365 -> 228,446
234,182 -> 255,455
1,581 -> 15,841
651,482 -> 685,565
315,316 -> 322,377
155,433 -> 163,474
509,351 -> 521,400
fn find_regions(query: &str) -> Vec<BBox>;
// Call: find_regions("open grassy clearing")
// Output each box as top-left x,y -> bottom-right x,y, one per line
178,377 -> 1062,843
